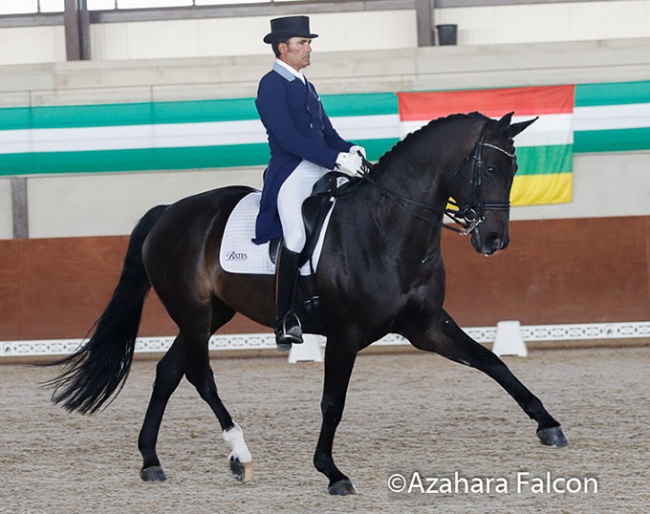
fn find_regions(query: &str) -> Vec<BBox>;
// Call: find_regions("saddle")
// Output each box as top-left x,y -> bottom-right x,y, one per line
269,171 -> 361,268
268,171 -> 361,332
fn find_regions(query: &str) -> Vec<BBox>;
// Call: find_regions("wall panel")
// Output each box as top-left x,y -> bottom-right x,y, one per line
89,10 -> 416,61
0,26 -> 65,66
443,216 -> 650,326
435,0 -> 650,46
0,239 -> 23,340
0,178 -> 12,238
1,1 -> 649,66
0,216 -> 647,341
26,168 -> 264,238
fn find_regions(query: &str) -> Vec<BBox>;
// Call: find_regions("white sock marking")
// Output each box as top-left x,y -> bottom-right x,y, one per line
222,421 -> 252,463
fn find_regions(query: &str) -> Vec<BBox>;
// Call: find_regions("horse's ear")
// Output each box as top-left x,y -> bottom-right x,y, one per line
507,116 -> 538,138
494,112 -> 514,132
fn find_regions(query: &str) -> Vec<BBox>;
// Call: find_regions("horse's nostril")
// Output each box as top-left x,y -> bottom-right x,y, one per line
490,235 -> 503,250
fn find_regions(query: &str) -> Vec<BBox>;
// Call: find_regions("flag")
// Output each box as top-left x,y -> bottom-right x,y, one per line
397,85 -> 575,205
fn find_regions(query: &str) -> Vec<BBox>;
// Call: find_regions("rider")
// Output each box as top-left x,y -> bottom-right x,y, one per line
253,15 -> 366,348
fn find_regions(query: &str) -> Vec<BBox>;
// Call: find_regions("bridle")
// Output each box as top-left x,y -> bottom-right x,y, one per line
444,132 -> 516,236
357,126 -> 516,238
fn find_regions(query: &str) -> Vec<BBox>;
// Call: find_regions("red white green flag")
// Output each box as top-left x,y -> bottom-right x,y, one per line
397,85 -> 575,205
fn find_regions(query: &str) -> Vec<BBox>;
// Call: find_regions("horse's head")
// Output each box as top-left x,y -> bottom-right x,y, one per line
447,112 -> 536,256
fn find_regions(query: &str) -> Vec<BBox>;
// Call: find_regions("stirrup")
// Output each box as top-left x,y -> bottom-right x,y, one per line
275,312 -> 303,350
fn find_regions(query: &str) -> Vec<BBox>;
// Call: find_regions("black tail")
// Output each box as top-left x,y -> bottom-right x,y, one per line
43,205 -> 168,414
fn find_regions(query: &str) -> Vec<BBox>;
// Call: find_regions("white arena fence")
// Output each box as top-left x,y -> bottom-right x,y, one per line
1,321 -> 648,360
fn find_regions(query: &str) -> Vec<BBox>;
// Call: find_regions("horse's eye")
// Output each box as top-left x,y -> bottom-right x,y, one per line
485,165 -> 497,175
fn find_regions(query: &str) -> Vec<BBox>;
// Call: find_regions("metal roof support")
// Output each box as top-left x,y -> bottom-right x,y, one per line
415,0 -> 435,46
64,0 -> 91,60
11,178 -> 28,239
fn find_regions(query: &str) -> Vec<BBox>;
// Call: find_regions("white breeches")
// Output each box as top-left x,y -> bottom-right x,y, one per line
277,159 -> 330,253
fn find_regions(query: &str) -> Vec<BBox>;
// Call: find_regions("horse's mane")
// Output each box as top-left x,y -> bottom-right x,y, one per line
374,111 -> 489,171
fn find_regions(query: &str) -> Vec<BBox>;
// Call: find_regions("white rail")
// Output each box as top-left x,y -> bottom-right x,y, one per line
1,321 -> 648,359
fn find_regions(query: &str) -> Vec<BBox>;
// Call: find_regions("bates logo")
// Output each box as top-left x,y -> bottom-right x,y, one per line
226,251 -> 247,261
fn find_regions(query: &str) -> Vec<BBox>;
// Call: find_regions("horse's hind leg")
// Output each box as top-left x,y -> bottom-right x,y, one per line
181,297 -> 253,482
139,336 -> 186,481
404,310 -> 568,447
139,298 -> 252,482
183,329 -> 253,483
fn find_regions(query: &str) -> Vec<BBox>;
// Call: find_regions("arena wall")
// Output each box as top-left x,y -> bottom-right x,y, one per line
1,39 -> 649,238
1,1 -> 650,64
0,8 -> 648,341
1,215 -> 648,342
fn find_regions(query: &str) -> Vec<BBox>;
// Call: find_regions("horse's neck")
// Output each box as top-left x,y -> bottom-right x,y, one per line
369,122 -> 477,223
352,160 -> 449,255
372,152 -> 451,217
342,119 -> 480,263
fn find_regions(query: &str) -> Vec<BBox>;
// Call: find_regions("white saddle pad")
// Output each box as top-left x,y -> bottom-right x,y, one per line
219,192 -> 333,276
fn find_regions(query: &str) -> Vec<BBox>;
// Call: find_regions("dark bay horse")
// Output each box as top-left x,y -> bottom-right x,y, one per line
45,112 -> 568,496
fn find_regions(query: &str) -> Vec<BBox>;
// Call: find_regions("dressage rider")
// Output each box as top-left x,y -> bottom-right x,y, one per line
253,15 -> 366,348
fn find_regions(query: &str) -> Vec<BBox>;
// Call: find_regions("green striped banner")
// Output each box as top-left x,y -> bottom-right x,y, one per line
574,127 -> 650,154
1,140 -> 400,176
574,80 -> 650,153
575,80 -> 650,107
1,81 -> 648,177
0,98 -> 260,131
0,93 -> 401,176
0,94 -> 399,132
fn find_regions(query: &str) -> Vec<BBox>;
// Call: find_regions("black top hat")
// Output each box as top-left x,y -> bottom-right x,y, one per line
263,16 -> 319,44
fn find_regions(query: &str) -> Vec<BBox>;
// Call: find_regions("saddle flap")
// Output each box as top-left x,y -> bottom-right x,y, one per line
302,195 -> 334,239
270,172 -> 347,268
298,172 -> 351,267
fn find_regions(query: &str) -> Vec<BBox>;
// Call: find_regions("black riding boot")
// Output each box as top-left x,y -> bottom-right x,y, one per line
275,245 -> 303,350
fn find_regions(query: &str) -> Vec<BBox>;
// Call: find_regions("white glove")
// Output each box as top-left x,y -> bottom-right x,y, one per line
335,152 -> 364,176
349,145 -> 367,158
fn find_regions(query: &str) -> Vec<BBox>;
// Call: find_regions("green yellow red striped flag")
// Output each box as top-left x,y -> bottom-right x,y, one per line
397,85 -> 576,205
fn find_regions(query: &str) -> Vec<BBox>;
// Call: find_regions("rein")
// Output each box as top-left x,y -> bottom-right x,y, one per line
357,128 -> 515,261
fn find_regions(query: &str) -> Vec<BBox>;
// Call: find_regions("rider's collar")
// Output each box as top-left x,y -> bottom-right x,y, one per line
274,59 -> 306,84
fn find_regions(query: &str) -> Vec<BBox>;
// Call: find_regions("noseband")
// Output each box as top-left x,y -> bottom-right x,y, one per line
444,132 -> 516,236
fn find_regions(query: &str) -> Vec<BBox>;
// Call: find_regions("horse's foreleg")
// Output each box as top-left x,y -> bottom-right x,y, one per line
139,336 -> 186,481
314,337 -> 358,495
405,310 -> 568,447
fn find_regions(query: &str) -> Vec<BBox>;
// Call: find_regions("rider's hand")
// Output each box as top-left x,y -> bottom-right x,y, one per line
335,152 -> 364,176
349,145 -> 367,158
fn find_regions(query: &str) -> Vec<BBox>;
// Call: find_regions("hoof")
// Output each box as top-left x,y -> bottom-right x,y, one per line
537,425 -> 569,447
140,465 -> 167,482
229,456 -> 253,483
328,479 -> 357,496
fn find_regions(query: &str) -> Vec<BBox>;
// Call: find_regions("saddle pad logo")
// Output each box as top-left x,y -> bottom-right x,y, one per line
225,251 -> 248,261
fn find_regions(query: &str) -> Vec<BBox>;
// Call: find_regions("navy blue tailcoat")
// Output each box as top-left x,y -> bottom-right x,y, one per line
252,62 -> 352,244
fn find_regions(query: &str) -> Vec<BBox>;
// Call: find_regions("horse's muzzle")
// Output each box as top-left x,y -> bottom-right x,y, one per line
473,232 -> 509,256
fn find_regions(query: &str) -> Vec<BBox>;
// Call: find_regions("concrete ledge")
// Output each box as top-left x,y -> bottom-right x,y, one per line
1,38 -> 649,101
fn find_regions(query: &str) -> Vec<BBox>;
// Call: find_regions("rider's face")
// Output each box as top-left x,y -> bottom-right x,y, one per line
279,37 -> 312,71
